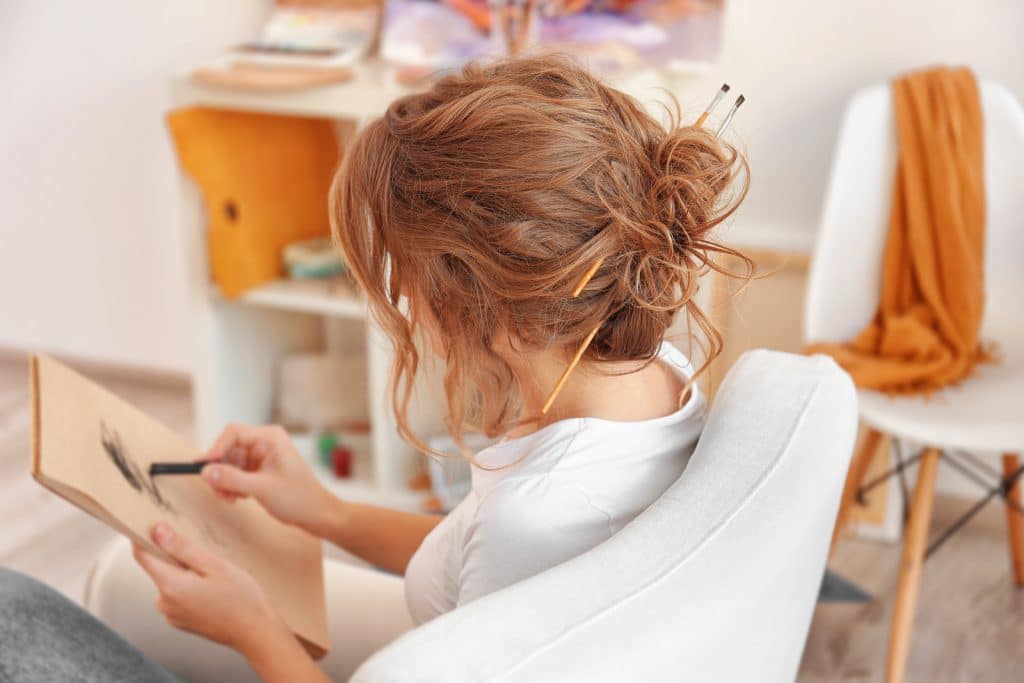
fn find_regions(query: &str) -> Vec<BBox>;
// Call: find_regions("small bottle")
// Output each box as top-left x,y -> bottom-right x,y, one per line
331,443 -> 353,478
317,433 -> 338,469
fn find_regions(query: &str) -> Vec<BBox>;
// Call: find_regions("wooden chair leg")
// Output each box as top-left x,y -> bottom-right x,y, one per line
885,447 -> 939,683
831,427 -> 885,554
1002,453 -> 1024,586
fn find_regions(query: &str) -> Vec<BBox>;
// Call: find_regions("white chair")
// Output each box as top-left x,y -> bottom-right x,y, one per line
86,349 -> 857,682
804,81 -> 1024,683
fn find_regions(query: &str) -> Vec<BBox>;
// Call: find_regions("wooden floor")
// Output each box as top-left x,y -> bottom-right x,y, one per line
803,507 -> 1024,681
1,355 -> 1021,681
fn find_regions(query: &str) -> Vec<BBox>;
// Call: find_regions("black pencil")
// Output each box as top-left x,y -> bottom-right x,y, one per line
149,462 -> 207,476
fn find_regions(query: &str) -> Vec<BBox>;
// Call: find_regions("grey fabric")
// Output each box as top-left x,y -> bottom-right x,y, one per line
0,567 -> 182,683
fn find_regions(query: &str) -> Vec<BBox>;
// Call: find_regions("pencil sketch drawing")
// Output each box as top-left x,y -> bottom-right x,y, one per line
100,421 -> 175,514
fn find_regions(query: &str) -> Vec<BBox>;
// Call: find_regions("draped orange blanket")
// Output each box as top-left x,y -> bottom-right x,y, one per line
808,67 -> 989,394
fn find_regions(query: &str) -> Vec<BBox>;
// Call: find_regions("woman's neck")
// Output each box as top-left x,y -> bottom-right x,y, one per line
500,344 -> 686,438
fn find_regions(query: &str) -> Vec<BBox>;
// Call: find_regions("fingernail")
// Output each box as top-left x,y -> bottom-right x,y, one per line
204,466 -> 220,483
154,523 -> 174,545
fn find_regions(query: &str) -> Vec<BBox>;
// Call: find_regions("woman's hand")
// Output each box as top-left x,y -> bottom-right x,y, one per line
199,425 -> 442,578
132,522 -> 290,655
200,424 -> 333,533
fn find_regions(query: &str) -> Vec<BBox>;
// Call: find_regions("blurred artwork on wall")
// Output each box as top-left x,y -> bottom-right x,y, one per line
381,0 -> 725,72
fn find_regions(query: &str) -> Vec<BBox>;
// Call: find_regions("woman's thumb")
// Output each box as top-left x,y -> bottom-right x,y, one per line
202,464 -> 263,497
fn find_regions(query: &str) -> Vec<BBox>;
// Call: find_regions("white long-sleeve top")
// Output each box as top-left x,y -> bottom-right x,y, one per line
404,341 -> 705,624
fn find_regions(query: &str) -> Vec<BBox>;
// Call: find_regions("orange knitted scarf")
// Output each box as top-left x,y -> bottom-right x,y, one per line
808,67 -> 990,393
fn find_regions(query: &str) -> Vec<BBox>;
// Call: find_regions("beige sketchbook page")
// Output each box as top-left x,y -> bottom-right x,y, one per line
29,354 -> 329,657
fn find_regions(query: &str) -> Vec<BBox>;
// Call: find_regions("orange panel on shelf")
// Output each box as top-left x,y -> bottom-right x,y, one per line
167,107 -> 340,298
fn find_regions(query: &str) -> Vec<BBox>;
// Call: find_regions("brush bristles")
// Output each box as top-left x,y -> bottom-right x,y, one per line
715,94 -> 746,138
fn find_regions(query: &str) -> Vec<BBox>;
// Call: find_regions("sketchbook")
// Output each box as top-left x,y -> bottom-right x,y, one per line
29,354 -> 329,657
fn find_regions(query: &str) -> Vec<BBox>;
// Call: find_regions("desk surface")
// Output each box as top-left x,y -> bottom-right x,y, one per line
171,59 -> 689,122
171,59 -> 410,121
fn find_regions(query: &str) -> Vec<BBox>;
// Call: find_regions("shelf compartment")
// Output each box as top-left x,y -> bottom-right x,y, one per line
218,277 -> 367,319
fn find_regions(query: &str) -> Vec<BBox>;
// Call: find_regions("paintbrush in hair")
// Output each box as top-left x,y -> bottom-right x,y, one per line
541,85 -> 746,416
695,83 -> 730,127
715,94 -> 745,138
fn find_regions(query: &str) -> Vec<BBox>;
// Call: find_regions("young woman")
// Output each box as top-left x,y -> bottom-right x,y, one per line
0,55 -> 747,681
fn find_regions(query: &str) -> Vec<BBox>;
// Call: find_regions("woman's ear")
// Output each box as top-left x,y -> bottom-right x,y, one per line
488,325 -> 518,356
505,330 -> 525,354
490,328 -> 541,385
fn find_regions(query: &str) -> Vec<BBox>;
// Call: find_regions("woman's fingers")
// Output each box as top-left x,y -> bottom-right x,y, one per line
202,463 -> 265,499
224,445 -> 242,467
150,523 -> 217,575
249,439 -> 272,469
202,423 -> 261,463
132,542 -> 187,587
201,424 -> 276,471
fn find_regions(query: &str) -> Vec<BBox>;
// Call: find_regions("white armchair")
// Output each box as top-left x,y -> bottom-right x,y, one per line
86,349 -> 856,682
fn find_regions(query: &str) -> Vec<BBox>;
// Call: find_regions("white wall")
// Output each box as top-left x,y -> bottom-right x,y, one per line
698,0 -> 1024,238
0,0 -> 1021,373
0,1 -> 270,373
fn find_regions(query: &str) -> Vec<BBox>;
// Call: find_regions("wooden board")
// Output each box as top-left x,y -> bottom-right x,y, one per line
29,354 -> 328,656
192,63 -> 354,92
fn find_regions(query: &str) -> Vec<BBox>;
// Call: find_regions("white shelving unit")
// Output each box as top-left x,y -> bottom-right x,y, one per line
172,60 -> 434,511
171,58 -> 795,512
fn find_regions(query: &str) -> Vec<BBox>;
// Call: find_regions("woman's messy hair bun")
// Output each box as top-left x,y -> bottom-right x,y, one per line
332,53 -> 750,453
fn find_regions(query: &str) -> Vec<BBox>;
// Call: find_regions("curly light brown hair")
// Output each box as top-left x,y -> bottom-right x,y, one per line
331,55 -> 750,454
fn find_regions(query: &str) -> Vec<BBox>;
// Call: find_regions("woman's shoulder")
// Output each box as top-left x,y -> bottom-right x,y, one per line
470,419 -> 585,484
463,470 -> 611,553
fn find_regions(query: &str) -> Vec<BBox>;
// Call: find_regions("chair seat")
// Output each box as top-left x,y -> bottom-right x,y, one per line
858,341 -> 1024,453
